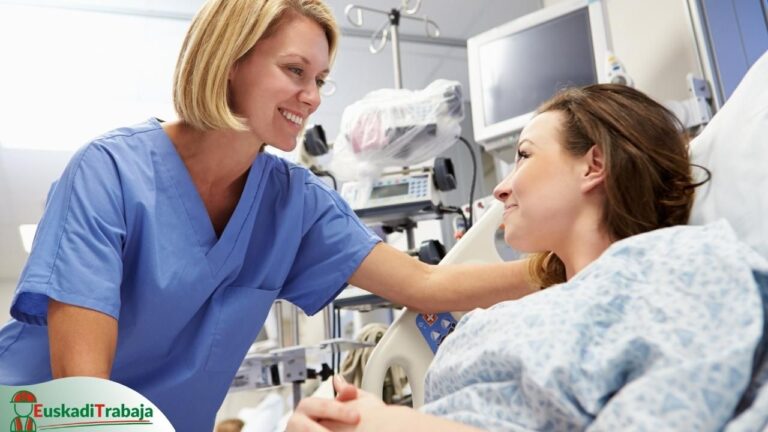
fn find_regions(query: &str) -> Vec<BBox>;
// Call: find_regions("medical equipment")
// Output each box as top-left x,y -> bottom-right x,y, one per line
345,0 -> 440,89
300,125 -> 339,190
335,79 -> 464,173
231,339 -> 373,408
339,323 -> 409,404
340,169 -> 438,219
605,51 -> 633,87
602,51 -> 713,130
662,74 -> 713,130
339,157 -> 465,251
335,78 -> 468,252
467,0 -> 612,162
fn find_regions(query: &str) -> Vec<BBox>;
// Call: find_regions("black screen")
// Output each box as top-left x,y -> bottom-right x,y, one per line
480,8 -> 598,126
370,183 -> 409,199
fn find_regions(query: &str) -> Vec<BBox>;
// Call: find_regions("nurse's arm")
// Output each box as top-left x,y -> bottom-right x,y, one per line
349,243 -> 534,313
48,299 -> 118,379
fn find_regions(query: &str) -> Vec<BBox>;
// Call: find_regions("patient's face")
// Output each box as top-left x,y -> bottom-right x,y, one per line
492,111 -> 585,252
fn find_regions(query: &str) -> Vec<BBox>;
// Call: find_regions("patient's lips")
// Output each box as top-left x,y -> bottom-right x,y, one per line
503,203 -> 519,218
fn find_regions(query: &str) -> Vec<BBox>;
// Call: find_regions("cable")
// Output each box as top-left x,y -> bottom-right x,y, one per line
457,136 -> 477,229
438,205 -> 467,233
311,168 -> 338,191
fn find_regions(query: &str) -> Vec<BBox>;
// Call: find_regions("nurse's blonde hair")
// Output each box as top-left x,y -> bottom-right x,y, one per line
173,0 -> 339,131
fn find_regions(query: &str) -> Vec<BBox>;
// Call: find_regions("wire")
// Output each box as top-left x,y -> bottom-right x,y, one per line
457,136 -> 477,229
311,168 -> 339,191
438,205 -> 467,232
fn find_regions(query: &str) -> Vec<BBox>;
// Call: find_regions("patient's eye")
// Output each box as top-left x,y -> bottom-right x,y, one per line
516,148 -> 530,163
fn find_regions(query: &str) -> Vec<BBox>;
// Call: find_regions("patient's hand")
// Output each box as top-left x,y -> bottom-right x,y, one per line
286,375 -> 361,432
333,375 -> 359,402
320,389 -> 389,432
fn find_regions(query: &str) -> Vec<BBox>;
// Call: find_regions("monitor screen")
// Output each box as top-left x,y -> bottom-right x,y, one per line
467,0 -> 610,153
370,183 -> 409,200
479,9 -> 597,127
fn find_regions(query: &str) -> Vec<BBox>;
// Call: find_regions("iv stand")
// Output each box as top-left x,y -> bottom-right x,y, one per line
345,0 -> 440,90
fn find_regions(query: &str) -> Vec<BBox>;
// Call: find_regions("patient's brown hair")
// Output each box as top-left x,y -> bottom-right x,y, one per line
528,84 -> 706,289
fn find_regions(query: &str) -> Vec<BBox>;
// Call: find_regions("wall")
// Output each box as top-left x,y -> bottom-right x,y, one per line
543,0 -> 703,102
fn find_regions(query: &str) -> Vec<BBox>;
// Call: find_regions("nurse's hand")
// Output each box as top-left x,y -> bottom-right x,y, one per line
286,376 -> 361,432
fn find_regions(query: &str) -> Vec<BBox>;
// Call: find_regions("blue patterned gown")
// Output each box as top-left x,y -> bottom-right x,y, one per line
422,221 -> 768,431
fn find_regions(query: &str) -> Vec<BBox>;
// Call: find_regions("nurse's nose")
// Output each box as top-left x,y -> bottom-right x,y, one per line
299,82 -> 321,113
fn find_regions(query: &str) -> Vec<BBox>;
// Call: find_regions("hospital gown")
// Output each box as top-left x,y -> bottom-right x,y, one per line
422,221 -> 768,431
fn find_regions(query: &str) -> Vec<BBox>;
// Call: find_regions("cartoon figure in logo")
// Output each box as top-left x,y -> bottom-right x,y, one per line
9,390 -> 36,432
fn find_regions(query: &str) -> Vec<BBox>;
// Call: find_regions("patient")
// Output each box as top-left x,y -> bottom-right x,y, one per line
287,84 -> 768,431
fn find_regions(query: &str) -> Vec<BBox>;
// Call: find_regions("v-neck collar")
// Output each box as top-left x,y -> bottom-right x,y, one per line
153,119 -> 272,275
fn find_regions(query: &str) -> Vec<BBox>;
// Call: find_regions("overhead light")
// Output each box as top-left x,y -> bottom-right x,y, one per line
19,224 -> 37,253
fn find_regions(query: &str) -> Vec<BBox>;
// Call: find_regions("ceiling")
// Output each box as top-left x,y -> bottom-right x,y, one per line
0,0 -> 542,282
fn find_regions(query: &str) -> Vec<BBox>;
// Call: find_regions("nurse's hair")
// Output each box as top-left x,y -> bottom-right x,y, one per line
173,0 -> 339,131
527,84 -> 709,289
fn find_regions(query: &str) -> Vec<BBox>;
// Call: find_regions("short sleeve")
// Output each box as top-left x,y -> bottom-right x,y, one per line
11,143 -> 126,325
279,174 -> 381,315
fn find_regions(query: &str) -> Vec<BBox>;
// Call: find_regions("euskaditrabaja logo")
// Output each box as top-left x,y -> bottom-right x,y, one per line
8,389 -> 154,430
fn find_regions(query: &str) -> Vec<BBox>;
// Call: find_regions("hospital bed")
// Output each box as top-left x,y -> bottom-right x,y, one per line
361,201 -> 504,407
360,48 -> 768,424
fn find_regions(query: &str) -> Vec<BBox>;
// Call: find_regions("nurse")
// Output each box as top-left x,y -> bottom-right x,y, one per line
0,0 -> 531,430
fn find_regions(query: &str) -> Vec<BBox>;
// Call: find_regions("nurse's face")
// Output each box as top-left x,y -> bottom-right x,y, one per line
228,12 -> 330,151
493,111 -> 586,252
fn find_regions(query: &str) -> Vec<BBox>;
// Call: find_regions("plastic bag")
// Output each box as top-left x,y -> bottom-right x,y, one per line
335,79 -> 464,172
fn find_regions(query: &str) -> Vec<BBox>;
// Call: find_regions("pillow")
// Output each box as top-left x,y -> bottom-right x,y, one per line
689,50 -> 768,260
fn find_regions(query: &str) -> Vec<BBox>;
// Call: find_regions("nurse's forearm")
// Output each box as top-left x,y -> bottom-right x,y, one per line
423,259 -> 535,311
48,299 -> 117,379
351,243 -> 534,312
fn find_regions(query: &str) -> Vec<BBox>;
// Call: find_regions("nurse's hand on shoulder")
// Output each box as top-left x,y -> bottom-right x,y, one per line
286,375 -> 361,432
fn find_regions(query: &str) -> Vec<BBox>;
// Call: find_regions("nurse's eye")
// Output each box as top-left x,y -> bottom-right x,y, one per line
316,78 -> 326,88
287,66 -> 303,77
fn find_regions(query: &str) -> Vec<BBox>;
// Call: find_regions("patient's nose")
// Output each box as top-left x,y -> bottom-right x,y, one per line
493,182 -> 509,202
494,170 -> 517,203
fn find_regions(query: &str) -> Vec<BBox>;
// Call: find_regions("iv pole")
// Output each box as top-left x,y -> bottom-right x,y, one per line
345,0 -> 441,89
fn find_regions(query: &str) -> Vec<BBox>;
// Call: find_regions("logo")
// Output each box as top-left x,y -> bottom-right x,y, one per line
6,388 -> 155,430
2,378 -> 173,431
10,390 -> 36,432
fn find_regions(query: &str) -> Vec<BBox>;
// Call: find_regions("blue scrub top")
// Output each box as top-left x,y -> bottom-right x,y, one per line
0,118 -> 381,431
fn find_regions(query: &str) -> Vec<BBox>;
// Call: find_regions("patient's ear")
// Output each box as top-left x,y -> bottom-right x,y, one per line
580,144 -> 605,194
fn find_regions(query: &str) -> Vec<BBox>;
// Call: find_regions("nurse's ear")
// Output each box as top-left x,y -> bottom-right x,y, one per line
580,144 -> 605,194
228,62 -> 239,81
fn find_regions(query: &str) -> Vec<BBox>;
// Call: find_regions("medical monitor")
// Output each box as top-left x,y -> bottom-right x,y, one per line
467,0 -> 612,156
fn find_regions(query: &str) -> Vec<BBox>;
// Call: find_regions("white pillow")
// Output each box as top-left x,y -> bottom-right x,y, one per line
689,50 -> 768,260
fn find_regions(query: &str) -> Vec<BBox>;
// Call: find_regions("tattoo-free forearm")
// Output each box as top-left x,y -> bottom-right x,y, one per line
48,299 -> 117,379
419,259 -> 535,312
